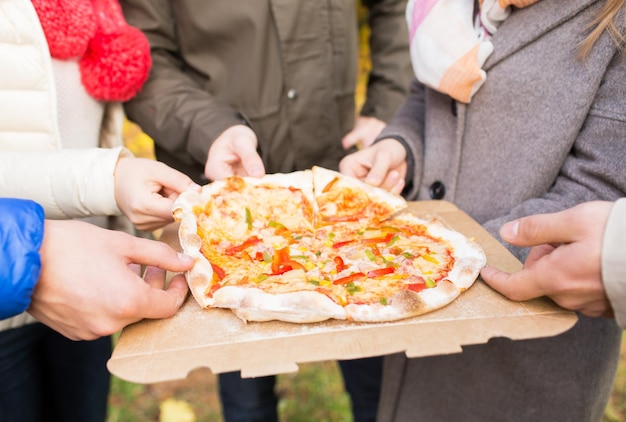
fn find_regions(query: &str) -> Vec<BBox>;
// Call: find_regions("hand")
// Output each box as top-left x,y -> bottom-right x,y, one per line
341,116 -> 387,150
28,220 -> 195,340
114,157 -> 200,231
480,201 -> 614,318
204,125 -> 265,181
339,138 -> 407,195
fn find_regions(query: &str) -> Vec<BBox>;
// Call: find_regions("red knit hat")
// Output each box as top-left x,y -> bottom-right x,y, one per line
32,0 -> 151,102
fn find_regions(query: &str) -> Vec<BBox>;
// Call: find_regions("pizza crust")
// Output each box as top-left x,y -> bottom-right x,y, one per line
213,286 -> 346,323
173,190 -> 215,308
344,280 -> 460,322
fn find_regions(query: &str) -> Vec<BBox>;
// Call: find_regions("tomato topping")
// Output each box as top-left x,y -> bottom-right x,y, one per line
407,283 -> 426,292
334,256 -> 345,272
366,267 -> 395,278
333,272 -> 366,285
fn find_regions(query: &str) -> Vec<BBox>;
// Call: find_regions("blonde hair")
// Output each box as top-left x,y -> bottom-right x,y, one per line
580,0 -> 626,56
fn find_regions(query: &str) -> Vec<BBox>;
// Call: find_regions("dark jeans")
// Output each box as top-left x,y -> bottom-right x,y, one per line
218,356 -> 383,422
0,323 -> 111,422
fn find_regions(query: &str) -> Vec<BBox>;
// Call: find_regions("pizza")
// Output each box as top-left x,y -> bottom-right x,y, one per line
172,166 -> 486,323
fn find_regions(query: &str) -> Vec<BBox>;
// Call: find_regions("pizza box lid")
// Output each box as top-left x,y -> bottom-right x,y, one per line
107,200 -> 577,383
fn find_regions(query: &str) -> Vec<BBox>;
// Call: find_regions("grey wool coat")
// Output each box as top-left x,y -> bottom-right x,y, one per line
376,1 -> 626,421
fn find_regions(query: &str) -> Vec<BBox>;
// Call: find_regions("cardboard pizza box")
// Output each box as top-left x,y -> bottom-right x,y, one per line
107,200 -> 577,383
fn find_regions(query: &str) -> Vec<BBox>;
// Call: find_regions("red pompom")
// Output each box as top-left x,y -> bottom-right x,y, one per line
31,0 -> 96,59
79,25 -> 152,102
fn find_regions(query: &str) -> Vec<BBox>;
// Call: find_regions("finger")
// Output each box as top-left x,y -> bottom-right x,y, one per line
137,273 -> 189,319
156,164 -> 199,194
387,174 -> 405,196
237,146 -> 265,178
339,155 -> 368,179
162,181 -> 202,198
120,236 -> 195,272
480,266 -> 545,302
524,244 -> 556,267
364,150 -> 393,187
380,170 -> 402,193
143,266 -> 167,290
499,211 -> 580,247
128,263 -> 142,276
143,195 -> 178,222
342,130 -> 360,150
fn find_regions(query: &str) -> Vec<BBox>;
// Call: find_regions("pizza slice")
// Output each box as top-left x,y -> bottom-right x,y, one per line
311,166 -> 407,225
173,170 -> 318,310
308,213 -> 485,322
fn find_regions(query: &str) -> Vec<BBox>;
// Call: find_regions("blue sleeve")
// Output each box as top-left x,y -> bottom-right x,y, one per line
0,198 -> 45,320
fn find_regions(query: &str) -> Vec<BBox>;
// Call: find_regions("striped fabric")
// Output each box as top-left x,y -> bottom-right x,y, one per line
407,0 -> 539,103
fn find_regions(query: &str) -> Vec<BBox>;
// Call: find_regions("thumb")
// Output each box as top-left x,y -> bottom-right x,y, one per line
158,165 -> 201,195
236,141 -> 265,178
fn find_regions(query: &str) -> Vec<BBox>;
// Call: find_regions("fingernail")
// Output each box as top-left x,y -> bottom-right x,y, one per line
189,182 -> 201,190
178,253 -> 194,264
501,220 -> 519,240
249,166 -> 264,178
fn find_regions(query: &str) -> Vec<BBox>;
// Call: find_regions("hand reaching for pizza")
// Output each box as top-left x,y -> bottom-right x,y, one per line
339,138 -> 408,195
204,124 -> 266,181
114,156 -> 200,231
480,201 -> 613,318
341,116 -> 386,150
28,219 -> 193,340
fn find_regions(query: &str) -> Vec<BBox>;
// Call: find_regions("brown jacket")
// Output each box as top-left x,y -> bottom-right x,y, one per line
122,0 -> 412,183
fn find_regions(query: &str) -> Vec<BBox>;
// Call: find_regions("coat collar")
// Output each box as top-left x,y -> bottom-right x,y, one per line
484,0 -> 600,70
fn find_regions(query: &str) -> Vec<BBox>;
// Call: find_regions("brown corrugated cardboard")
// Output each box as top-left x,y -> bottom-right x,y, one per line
107,201 -> 577,384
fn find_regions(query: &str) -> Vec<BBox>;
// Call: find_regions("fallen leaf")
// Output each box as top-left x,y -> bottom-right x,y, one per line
159,398 -> 195,422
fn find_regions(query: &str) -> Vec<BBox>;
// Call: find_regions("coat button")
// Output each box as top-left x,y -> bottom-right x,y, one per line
429,181 -> 446,199
287,89 -> 298,100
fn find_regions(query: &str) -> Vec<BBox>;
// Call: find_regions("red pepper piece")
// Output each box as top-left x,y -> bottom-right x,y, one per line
210,263 -> 226,280
407,283 -> 426,292
225,236 -> 261,255
333,239 -> 356,249
334,256 -> 345,272
361,232 -> 394,245
333,272 -> 366,285
366,267 -> 395,278
322,177 -> 339,193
